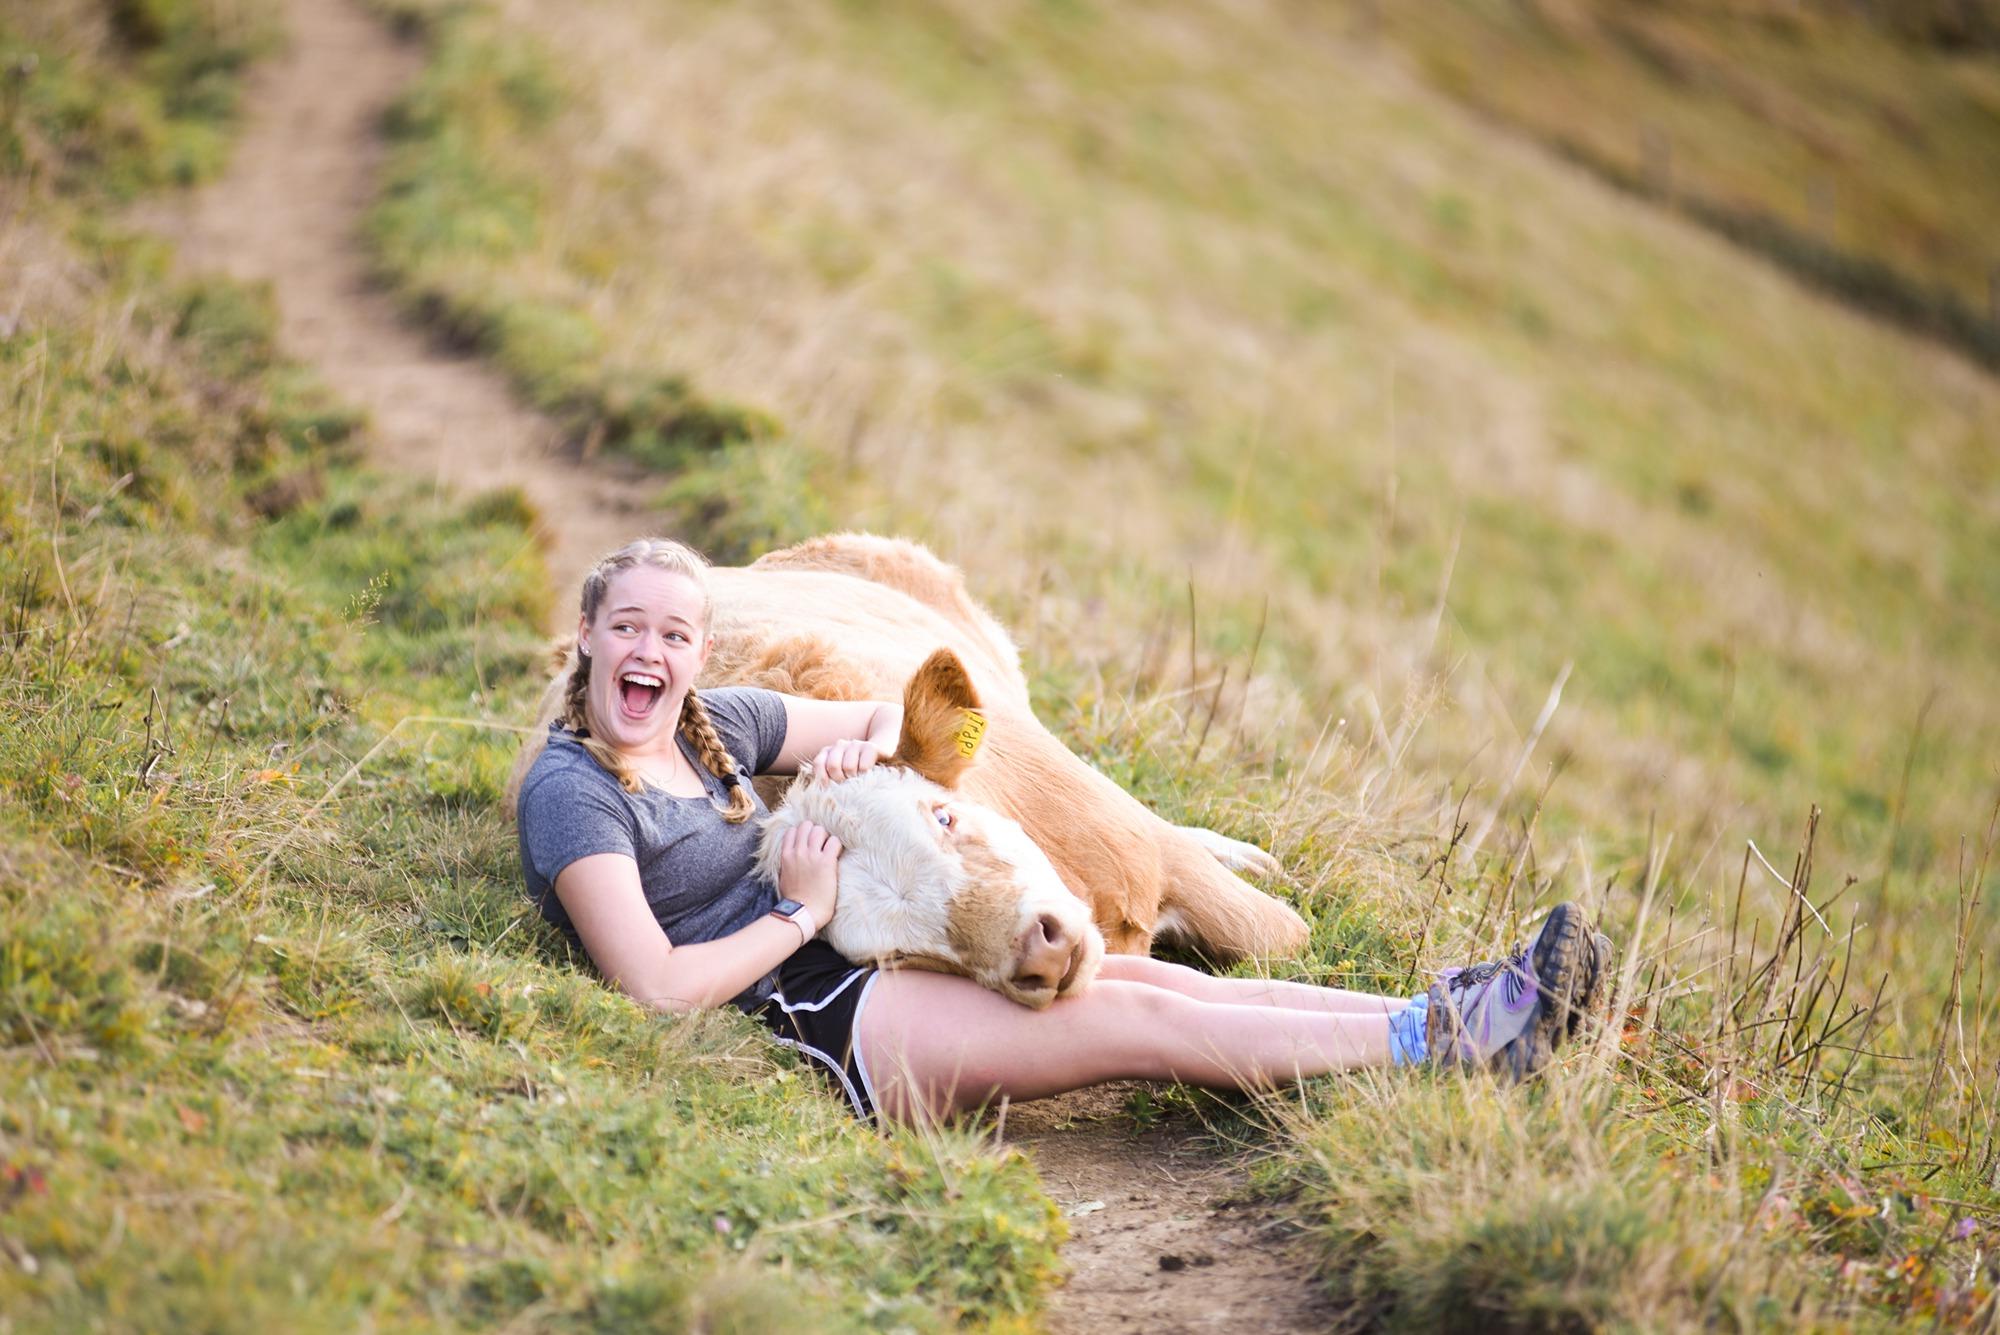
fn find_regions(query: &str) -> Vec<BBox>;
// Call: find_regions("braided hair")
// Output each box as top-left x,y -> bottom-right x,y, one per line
509,538 -> 755,823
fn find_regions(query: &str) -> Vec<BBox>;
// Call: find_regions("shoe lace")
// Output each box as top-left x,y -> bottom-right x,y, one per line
1440,943 -> 1529,997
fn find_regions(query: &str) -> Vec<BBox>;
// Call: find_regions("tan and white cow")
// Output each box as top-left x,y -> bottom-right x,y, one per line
703,533 -> 1309,966
756,648 -> 1107,1009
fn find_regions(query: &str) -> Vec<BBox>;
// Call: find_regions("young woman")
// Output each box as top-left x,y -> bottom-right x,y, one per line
514,539 -> 1605,1124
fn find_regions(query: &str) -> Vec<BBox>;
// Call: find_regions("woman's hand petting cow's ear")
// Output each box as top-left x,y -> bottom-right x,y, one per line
777,820 -> 842,925
810,738 -> 879,785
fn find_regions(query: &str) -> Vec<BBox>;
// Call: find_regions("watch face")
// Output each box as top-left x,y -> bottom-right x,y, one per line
771,898 -> 805,917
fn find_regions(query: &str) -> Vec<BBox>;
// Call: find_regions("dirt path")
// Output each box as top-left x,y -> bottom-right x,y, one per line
160,0 -> 1338,1326
1004,1086 -> 1337,1334
156,0 -> 653,622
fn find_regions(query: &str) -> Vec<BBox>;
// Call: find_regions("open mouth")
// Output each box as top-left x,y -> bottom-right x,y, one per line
617,671 -> 664,719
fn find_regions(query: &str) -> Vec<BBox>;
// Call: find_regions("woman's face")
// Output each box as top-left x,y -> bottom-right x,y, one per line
578,567 -> 712,752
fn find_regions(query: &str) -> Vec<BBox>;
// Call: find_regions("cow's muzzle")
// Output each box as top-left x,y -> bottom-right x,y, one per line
1004,912 -> 1104,1008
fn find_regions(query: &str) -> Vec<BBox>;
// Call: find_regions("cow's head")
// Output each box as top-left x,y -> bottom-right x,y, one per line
755,649 -> 1105,1008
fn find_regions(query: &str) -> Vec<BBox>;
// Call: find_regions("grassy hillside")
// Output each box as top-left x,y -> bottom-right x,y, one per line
364,0 -> 1998,915
0,3 -> 1059,1327
358,0 -> 2000,1324
1370,0 -> 2000,369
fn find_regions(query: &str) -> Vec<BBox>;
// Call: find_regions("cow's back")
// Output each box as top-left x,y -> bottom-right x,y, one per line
706,570 -> 1024,709
738,536 -> 1026,697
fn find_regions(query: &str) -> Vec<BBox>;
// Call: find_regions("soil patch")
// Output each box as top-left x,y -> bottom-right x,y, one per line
1005,1086 -> 1338,1333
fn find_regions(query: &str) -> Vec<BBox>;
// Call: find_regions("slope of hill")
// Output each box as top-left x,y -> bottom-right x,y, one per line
1373,0 -> 2000,368
7,0 -> 1997,1324
359,0 -> 2000,1322
0,3 -> 1060,1326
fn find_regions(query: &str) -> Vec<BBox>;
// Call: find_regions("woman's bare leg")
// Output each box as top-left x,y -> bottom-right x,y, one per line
1093,954 -> 1412,1015
857,971 -> 1392,1124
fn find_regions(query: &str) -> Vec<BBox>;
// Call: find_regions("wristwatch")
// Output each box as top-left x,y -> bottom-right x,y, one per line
768,897 -> 817,945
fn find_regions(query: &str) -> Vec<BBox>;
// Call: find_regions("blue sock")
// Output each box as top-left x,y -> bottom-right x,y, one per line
1388,993 -> 1430,1067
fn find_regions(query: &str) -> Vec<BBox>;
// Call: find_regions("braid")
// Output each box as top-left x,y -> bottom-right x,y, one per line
559,648 -> 591,732
681,687 -> 756,823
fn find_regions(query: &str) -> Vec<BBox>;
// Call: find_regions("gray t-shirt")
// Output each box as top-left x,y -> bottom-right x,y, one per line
516,686 -> 790,1007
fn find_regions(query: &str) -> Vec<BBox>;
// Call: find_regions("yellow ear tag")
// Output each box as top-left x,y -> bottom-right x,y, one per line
953,709 -> 988,759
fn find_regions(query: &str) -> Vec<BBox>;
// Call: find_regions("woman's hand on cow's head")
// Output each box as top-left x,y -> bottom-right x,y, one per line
778,820 -> 842,925
810,738 -> 879,785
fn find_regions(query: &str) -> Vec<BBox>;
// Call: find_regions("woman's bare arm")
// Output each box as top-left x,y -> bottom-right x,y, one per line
772,695 -> 901,779
554,823 -> 842,1012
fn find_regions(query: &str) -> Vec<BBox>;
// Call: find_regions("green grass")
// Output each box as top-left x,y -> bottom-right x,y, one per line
11,0 -> 2000,1325
1,0 -> 269,196
338,0 -> 2000,1324
363,5 -> 779,476
0,7 -> 1061,1327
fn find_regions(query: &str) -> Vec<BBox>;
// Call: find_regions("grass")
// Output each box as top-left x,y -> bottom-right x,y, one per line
347,0 -> 2000,1325
1368,0 -> 2000,369
362,3 -> 779,478
9,0 -> 2000,1325
0,5 -> 1062,1327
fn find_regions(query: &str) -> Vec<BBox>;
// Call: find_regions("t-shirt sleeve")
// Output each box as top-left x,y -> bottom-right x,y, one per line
517,755 -> 639,886
696,686 -> 790,774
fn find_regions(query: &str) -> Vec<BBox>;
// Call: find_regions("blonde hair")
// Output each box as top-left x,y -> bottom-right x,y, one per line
505,538 -> 755,823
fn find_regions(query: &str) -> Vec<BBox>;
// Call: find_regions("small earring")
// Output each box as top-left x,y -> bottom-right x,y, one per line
579,643 -> 590,658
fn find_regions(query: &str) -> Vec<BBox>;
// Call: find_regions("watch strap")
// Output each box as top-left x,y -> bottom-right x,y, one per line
771,901 -> 817,945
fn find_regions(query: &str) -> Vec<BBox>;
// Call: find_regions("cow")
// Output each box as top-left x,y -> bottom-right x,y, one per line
703,533 -> 1310,965
755,647 -> 1108,1009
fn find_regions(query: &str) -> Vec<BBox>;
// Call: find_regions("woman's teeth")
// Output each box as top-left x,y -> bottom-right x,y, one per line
618,672 -> 664,716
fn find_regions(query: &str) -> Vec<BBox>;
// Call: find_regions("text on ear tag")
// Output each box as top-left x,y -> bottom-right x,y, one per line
953,709 -> 988,758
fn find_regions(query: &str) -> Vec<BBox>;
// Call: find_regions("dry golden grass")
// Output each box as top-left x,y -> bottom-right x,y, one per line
396,0 -> 2000,896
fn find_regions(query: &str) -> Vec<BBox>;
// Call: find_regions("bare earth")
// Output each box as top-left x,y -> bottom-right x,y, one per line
158,0 -> 1337,1326
154,0 -> 652,623
1005,1086 -> 1337,1334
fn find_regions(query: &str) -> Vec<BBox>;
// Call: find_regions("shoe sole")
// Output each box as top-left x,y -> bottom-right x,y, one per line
1568,931 -> 1614,1041
1495,902 -> 1590,1082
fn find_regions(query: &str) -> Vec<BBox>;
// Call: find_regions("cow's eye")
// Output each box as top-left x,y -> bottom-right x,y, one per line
932,805 -> 954,830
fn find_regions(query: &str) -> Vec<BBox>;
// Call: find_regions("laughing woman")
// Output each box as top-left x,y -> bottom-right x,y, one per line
512,538 -> 1609,1125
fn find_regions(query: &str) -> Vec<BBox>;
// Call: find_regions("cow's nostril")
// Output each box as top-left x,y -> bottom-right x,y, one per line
1037,913 -> 1066,948
1049,943 -> 1083,994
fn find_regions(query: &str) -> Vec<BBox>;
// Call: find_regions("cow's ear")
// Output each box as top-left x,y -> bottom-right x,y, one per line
886,648 -> 985,789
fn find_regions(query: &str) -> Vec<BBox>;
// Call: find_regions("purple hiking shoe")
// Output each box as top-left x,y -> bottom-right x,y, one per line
1425,901 -> 1595,1082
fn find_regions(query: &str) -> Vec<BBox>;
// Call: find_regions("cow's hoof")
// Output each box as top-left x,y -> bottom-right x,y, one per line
1178,825 -> 1283,879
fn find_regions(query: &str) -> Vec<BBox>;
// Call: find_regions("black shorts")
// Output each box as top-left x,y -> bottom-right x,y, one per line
752,940 -> 881,1122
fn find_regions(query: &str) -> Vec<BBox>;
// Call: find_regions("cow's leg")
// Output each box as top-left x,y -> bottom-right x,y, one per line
1176,825 -> 1283,879
1094,954 -> 1412,1015
1152,841 -> 1310,962
856,971 -> 1393,1124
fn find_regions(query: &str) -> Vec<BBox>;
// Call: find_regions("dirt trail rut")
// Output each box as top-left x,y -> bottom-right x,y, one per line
160,0 -> 651,619
1007,1087 -> 1337,1333
163,0 -> 1337,1326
